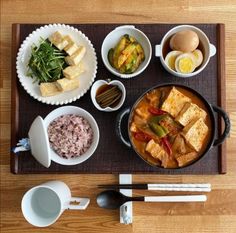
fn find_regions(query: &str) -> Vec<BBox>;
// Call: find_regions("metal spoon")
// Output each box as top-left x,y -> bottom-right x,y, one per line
96,190 -> 207,209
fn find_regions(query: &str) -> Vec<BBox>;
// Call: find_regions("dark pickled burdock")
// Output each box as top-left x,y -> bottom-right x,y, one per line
95,84 -> 122,108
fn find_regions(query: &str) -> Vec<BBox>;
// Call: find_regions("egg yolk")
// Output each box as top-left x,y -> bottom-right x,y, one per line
167,56 -> 176,70
192,50 -> 199,59
178,58 -> 195,73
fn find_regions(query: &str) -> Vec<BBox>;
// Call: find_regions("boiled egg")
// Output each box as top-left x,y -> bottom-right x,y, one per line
164,51 -> 183,71
192,49 -> 203,67
175,53 -> 196,74
170,30 -> 199,52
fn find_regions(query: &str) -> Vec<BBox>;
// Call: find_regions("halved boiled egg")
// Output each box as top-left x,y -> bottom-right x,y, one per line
192,49 -> 203,67
164,51 -> 182,71
175,53 -> 196,74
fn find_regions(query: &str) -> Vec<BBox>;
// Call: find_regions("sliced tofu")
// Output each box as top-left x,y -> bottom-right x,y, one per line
135,105 -> 150,120
48,31 -> 69,50
145,139 -> 168,161
176,151 -> 199,167
56,78 -> 79,91
161,155 -> 178,168
146,90 -> 160,107
175,102 -> 207,126
39,82 -> 62,97
130,122 -> 138,133
65,46 -> 86,66
172,134 -> 187,155
161,87 -> 191,117
64,42 -> 79,56
133,115 -> 148,126
182,118 -> 209,152
63,35 -> 79,55
63,63 -> 85,80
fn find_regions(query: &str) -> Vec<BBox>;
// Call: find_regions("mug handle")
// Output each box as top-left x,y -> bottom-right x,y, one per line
116,107 -> 132,148
67,197 -> 90,210
212,105 -> 231,146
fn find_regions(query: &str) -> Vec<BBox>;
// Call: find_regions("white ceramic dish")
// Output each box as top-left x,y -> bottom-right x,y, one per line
16,24 -> 97,105
155,25 -> 216,78
101,25 -> 152,79
19,106 -> 100,167
43,106 -> 99,166
90,79 -> 126,112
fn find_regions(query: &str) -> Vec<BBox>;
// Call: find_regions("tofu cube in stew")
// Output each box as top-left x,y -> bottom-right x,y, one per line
146,90 -> 160,107
130,122 -> 138,133
172,134 -> 187,155
176,152 -> 199,167
175,102 -> 207,126
145,139 -> 168,162
39,82 -> 62,97
161,87 -> 191,118
48,31 -> 69,50
135,106 -> 150,120
182,118 -> 209,152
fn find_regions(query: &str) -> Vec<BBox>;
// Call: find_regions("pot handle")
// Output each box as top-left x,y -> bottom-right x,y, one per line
212,105 -> 231,146
116,107 -> 132,148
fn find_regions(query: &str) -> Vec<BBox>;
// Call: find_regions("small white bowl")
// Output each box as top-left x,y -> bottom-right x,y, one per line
101,25 -> 152,78
90,80 -> 126,112
43,106 -> 100,165
155,25 -> 216,78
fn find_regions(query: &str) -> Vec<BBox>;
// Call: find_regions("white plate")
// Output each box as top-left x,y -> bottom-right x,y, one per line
16,24 -> 97,105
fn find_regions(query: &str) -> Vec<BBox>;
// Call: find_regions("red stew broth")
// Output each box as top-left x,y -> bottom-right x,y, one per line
129,86 -> 212,168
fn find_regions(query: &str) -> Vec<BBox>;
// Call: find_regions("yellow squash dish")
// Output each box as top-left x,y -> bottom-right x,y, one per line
108,34 -> 145,74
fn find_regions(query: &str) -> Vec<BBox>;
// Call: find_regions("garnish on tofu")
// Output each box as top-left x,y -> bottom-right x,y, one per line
27,31 -> 87,97
27,38 -> 67,84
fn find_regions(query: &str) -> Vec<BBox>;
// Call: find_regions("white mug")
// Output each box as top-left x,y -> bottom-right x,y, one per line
21,181 -> 90,227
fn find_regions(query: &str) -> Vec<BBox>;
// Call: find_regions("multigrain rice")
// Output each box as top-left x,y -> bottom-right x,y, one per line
48,114 -> 93,158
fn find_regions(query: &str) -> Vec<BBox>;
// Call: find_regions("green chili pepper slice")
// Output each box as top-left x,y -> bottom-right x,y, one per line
149,123 -> 168,138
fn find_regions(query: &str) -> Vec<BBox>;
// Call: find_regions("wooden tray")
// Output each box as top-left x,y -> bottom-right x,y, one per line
11,23 -> 226,174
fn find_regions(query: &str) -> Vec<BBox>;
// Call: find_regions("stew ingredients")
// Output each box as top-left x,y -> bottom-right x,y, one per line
130,86 -> 211,168
108,34 -> 145,74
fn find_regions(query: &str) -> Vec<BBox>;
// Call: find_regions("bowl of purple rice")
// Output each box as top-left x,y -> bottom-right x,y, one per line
44,106 -> 99,165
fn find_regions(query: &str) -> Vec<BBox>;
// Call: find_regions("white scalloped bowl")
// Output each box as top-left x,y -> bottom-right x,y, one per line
16,24 -> 97,105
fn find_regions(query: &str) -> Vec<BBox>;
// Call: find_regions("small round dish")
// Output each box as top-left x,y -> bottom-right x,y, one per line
101,25 -> 152,79
16,24 -> 97,105
155,25 -> 216,78
90,80 -> 126,112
